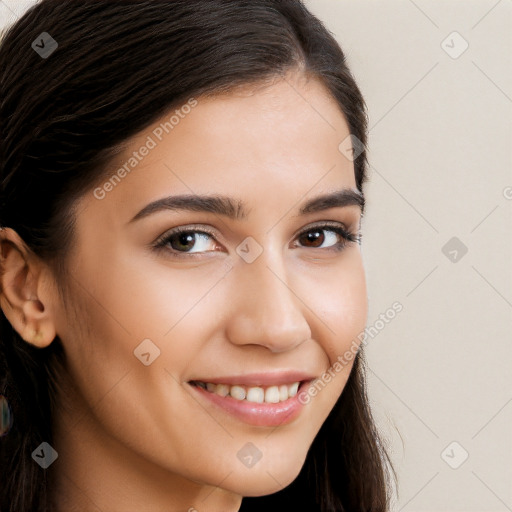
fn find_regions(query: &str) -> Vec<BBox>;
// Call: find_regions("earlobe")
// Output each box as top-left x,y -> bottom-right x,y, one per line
0,228 -> 56,348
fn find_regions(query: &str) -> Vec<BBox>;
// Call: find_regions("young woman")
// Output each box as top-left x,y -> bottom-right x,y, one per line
0,1 -> 395,510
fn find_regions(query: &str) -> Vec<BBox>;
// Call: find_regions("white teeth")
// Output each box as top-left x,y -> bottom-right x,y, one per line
215,384 -> 230,397
288,382 -> 299,397
264,386 -> 280,404
196,381 -> 302,403
246,387 -> 264,403
230,385 -> 246,401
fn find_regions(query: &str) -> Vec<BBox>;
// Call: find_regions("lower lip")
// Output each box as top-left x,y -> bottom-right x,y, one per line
187,381 -> 311,427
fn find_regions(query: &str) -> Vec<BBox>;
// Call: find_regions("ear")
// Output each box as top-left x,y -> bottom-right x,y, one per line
0,227 -> 57,348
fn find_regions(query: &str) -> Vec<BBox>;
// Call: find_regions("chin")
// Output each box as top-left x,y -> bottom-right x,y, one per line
223,456 -> 305,497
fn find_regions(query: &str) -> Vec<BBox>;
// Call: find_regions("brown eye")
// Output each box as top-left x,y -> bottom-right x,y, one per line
156,228 -> 218,254
168,232 -> 199,251
297,226 -> 347,250
299,229 -> 327,248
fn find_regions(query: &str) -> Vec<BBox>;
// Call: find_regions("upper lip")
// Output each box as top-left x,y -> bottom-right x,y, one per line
188,370 -> 317,387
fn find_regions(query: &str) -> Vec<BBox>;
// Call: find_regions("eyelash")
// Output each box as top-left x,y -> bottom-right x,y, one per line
153,222 -> 361,258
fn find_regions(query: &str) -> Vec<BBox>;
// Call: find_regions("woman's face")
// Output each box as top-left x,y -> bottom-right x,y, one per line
52,73 -> 367,508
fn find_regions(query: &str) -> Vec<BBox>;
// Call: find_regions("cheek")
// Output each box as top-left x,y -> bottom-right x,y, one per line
303,251 -> 368,364
291,250 -> 367,412
58,255 -> 232,403
89,251 -> 233,340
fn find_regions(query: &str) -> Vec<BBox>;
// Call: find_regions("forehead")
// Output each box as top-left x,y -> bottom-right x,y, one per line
82,74 -> 357,227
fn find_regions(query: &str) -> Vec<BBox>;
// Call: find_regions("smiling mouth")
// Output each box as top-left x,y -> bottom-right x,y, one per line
189,380 -> 302,404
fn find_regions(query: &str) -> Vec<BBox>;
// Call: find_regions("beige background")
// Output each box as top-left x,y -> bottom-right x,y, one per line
1,1 -> 511,510
305,1 -> 512,511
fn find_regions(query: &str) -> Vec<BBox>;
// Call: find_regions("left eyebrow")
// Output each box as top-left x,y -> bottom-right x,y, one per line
128,187 -> 364,224
298,188 -> 365,216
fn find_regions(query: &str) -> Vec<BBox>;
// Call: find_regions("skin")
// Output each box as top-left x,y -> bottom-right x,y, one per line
0,71 -> 367,512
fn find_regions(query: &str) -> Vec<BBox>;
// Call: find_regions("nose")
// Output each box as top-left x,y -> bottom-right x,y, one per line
224,249 -> 312,353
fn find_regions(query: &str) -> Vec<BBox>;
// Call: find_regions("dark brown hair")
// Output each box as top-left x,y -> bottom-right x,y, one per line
0,1 -> 395,510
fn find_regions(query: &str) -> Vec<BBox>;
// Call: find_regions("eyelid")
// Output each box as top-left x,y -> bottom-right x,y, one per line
296,219 -> 351,234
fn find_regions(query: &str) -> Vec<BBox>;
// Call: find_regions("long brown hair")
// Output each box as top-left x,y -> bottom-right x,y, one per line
0,1 -> 395,510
